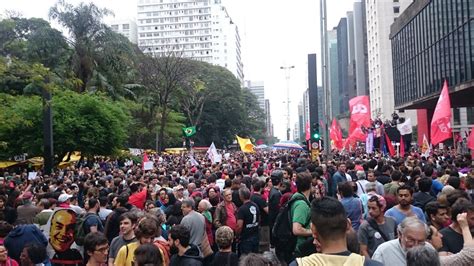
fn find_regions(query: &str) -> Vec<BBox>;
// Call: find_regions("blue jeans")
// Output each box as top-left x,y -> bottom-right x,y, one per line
238,234 -> 259,255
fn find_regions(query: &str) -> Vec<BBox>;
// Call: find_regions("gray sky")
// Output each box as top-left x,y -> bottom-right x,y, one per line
1,0 -> 355,142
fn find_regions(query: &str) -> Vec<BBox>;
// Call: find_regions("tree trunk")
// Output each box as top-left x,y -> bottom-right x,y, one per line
157,106 -> 168,152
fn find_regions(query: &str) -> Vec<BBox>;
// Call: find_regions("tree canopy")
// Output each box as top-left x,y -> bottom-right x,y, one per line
0,0 -> 267,162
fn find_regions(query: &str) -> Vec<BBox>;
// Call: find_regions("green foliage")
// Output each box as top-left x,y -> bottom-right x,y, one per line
0,90 -> 130,160
0,0 -> 267,158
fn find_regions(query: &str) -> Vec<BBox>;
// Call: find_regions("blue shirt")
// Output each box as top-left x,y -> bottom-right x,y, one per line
340,197 -> 363,231
384,205 -> 426,226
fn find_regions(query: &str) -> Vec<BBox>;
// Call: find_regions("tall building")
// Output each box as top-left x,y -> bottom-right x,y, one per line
110,19 -> 138,44
328,29 -> 340,117
245,80 -> 265,111
366,0 -> 413,119
136,0 -> 243,84
390,0 -> 474,144
265,99 -> 273,137
353,0 -> 369,96
337,18 -> 350,115
346,11 -> 357,100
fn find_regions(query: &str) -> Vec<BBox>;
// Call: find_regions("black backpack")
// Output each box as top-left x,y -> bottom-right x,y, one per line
272,195 -> 310,261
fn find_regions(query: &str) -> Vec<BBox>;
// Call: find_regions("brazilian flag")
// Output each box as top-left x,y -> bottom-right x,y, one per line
183,126 -> 196,137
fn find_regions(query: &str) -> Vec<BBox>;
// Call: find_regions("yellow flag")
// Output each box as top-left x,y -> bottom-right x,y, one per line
236,135 -> 255,153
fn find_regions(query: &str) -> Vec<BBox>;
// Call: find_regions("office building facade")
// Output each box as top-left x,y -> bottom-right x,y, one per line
390,0 -> 474,141
136,0 -> 243,84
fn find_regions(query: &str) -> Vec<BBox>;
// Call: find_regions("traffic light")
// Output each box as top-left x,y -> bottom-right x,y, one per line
311,123 -> 320,141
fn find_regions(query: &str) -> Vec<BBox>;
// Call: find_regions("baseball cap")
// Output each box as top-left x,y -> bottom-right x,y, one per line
58,194 -> 73,203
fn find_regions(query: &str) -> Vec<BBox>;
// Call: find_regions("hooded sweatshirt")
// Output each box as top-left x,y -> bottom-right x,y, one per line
169,244 -> 203,266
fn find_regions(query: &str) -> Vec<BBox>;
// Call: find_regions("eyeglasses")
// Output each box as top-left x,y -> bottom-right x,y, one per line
95,246 -> 109,253
403,235 -> 425,246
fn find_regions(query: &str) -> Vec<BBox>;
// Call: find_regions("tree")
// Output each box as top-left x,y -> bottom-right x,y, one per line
138,52 -> 191,151
0,90 -> 130,161
49,0 -> 112,92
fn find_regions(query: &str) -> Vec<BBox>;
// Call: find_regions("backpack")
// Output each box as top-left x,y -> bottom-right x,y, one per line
272,194 -> 310,262
74,213 -> 96,246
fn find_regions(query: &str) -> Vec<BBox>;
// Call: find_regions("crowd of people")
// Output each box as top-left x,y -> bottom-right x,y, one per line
0,147 -> 473,266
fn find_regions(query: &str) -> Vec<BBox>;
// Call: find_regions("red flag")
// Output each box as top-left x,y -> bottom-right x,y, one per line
348,126 -> 367,142
349,96 -> 371,128
385,132 -> 395,156
400,136 -> 405,157
431,80 -> 452,145
142,152 -> 149,170
305,122 -> 310,141
330,118 -> 343,150
468,127 -> 474,150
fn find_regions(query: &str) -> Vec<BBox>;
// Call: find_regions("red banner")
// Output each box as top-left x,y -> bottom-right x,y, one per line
349,96 -> 371,128
305,122 -> 310,141
330,118 -> 343,150
431,80 -> 452,145
468,127 -> 474,150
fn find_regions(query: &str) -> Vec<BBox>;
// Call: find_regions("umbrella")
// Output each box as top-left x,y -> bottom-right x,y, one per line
255,144 -> 269,149
272,141 -> 304,150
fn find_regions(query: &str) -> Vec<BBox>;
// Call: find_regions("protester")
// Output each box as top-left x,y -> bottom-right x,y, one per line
439,198 -> 474,254
211,226 -> 238,266
358,195 -> 396,257
289,196 -> 382,266
290,172 -> 313,257
372,216 -> 429,265
236,187 -> 260,255
84,232 -> 109,266
168,224 -> 202,266
425,201 -> 449,230
108,213 -> 138,266
114,218 -> 157,266
133,244 -> 163,266
384,185 -> 426,225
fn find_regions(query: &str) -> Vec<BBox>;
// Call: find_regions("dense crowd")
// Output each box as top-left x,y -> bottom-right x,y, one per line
0,148 -> 473,266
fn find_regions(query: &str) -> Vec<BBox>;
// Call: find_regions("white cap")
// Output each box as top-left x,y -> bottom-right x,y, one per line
58,194 -> 73,203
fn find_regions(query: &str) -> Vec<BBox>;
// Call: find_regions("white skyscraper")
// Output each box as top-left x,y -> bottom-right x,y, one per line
136,0 -> 243,84
366,0 -> 413,120
110,19 -> 138,44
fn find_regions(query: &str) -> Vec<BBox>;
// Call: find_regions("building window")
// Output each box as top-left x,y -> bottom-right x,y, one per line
394,7 -> 400,14
111,25 -> 119,30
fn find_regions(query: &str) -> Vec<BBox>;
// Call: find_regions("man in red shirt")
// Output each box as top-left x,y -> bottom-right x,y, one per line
214,189 -> 237,231
129,182 -> 147,210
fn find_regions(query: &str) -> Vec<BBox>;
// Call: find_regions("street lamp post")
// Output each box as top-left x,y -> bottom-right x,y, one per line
320,0 -> 331,157
280,65 -> 295,141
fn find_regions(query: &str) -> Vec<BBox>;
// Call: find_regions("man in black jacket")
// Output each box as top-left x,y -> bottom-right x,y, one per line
413,177 -> 436,211
169,225 -> 202,266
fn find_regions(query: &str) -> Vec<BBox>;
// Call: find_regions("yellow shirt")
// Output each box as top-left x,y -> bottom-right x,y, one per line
114,242 -> 139,266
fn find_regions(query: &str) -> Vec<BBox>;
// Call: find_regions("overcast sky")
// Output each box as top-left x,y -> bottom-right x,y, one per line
1,0 -> 355,142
